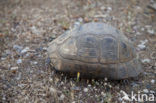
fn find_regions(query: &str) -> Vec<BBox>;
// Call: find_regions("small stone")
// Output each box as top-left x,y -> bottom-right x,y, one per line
101,92 -> 106,97
137,44 -> 146,50
131,82 -> 138,87
16,72 -> 21,80
107,7 -> 112,11
1,57 -> 6,60
83,88 -> 88,92
143,89 -> 149,93
148,3 -> 156,11
71,86 -> 81,91
147,29 -> 155,35
33,61 -> 38,65
59,94 -> 65,100
100,6 -> 105,10
31,26 -> 39,35
74,22 -> 80,28
10,66 -> 18,70
17,59 -> 22,64
151,79 -> 155,84
141,58 -> 150,63
137,40 -> 148,50
88,84 -> 91,87
43,47 -> 47,51
150,90 -> 155,94
13,45 -> 23,53
105,77 -> 108,81
21,47 -> 29,54
78,18 -> 83,22
141,27 -> 145,31
50,87 -> 56,93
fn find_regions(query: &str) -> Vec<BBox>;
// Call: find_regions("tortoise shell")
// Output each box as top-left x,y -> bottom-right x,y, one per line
48,22 -> 142,80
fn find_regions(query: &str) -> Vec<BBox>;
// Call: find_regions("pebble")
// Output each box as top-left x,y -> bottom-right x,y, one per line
74,21 -> 81,28
137,44 -> 146,50
59,94 -> 65,100
71,86 -> 81,91
150,90 -> 155,94
148,2 -> 156,11
137,40 -> 148,50
83,88 -> 88,92
141,58 -> 150,63
34,61 -> 38,64
16,72 -> 21,80
1,57 -> 6,60
143,89 -> 149,93
31,26 -> 40,35
131,82 -> 138,87
13,45 -> 23,53
10,66 -> 18,71
147,29 -> 155,35
88,84 -> 91,87
151,79 -> 155,84
17,59 -> 22,64
141,27 -> 145,31
101,92 -> 106,97
78,18 -> 83,22
21,47 -> 29,54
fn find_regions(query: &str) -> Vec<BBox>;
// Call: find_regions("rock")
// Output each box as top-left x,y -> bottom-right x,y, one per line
148,3 -> 156,11
83,88 -> 88,92
59,94 -> 65,100
147,29 -> 155,35
32,61 -> 38,65
101,92 -> 106,97
71,86 -> 81,91
141,27 -> 145,31
141,58 -> 150,63
137,40 -> 148,50
31,26 -> 40,35
21,47 -> 29,54
143,89 -> 149,93
17,59 -> 22,64
16,72 -> 21,80
151,79 -> 155,84
13,45 -> 23,53
137,44 -> 146,50
150,90 -> 155,94
10,66 -> 18,71
78,18 -> 83,22
74,21 -> 81,29
131,82 -> 138,87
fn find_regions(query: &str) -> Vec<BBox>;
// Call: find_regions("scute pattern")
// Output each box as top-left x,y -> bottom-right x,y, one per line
59,38 -> 77,59
100,37 -> 118,63
76,35 -> 99,62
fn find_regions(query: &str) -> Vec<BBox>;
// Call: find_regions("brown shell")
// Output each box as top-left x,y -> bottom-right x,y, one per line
48,22 -> 143,80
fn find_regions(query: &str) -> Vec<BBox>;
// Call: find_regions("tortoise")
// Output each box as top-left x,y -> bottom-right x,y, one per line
47,22 -> 143,80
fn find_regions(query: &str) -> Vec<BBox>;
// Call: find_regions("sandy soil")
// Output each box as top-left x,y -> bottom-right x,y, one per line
0,0 -> 155,103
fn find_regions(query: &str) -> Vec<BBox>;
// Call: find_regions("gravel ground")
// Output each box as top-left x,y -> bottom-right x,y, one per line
0,0 -> 155,103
